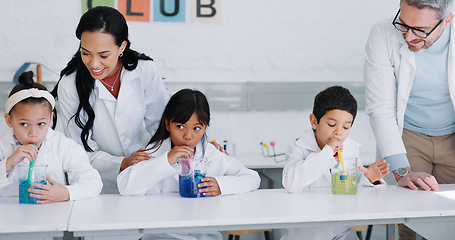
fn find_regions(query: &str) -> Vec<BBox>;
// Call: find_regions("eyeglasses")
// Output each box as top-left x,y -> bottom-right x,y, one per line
392,9 -> 444,39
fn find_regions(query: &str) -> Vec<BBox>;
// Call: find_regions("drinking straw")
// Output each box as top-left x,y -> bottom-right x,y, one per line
337,150 -> 346,171
25,143 -> 36,203
24,159 -> 34,203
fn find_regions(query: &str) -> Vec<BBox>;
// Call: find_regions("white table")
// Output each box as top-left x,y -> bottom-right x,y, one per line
0,197 -> 73,239
68,185 -> 455,240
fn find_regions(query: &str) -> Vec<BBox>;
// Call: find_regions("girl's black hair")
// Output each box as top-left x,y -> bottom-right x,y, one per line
147,89 -> 210,152
9,71 -> 54,121
50,6 -> 153,152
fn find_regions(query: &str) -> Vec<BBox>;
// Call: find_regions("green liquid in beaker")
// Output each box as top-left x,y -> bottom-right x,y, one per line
331,172 -> 358,195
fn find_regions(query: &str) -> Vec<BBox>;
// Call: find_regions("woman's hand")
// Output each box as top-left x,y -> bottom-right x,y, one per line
209,140 -> 229,155
120,148 -> 150,171
6,144 -> 39,171
29,175 -> 70,204
167,146 -> 194,165
198,177 -> 221,196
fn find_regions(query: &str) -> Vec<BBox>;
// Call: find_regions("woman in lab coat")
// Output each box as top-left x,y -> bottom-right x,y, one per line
52,6 -> 169,193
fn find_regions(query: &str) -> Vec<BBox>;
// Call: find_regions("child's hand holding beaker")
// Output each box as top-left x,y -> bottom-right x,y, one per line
29,174 -> 70,204
358,159 -> 390,183
5,144 -> 39,171
168,146 -> 194,165
198,177 -> 221,196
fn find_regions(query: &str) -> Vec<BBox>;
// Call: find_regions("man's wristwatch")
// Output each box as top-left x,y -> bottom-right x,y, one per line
396,167 -> 409,180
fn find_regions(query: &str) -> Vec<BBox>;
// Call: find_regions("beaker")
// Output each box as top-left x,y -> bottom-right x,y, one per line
331,157 -> 358,195
178,156 -> 207,198
18,164 -> 47,204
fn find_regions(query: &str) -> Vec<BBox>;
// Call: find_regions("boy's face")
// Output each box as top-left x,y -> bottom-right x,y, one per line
310,109 -> 353,150
4,102 -> 53,147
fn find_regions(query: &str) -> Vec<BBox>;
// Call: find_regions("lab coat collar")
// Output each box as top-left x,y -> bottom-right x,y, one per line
296,129 -> 322,153
94,66 -> 138,102
117,67 -> 137,102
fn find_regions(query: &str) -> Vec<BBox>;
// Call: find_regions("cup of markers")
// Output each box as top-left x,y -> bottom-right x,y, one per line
331,151 -> 358,195
18,163 -> 47,204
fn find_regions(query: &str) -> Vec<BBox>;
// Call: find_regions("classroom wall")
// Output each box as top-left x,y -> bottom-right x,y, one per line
0,0 -> 398,83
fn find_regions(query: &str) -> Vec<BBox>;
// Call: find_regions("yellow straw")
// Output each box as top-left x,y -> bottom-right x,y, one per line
337,150 -> 345,171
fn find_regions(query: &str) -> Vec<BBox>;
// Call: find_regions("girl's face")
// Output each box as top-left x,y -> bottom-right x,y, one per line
4,102 -> 53,147
166,112 -> 207,149
80,30 -> 127,80
310,109 -> 353,150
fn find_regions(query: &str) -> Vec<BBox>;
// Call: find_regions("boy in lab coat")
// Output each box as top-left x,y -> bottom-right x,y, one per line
281,86 -> 389,240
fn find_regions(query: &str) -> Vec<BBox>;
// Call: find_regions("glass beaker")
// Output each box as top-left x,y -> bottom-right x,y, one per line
178,156 -> 207,198
331,157 -> 358,195
18,164 -> 47,204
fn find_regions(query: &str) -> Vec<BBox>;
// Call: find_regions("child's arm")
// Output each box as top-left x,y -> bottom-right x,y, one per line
203,146 -> 260,196
48,136 -> 103,201
5,144 -> 39,171
358,159 -> 390,184
283,143 -> 336,193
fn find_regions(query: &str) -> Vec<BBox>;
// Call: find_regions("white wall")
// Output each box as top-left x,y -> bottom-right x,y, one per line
0,0 -> 398,83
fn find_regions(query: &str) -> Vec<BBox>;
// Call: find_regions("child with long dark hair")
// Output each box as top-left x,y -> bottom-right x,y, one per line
117,89 -> 260,240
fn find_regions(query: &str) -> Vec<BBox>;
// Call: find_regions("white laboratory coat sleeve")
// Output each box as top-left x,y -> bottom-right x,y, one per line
283,144 -> 336,193
59,136 -> 103,200
117,151 -> 178,196
0,157 -> 13,189
211,154 -> 260,196
364,18 -> 408,160
57,60 -> 169,193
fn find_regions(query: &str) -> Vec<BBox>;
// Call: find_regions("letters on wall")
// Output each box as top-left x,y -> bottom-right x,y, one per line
81,0 -> 221,23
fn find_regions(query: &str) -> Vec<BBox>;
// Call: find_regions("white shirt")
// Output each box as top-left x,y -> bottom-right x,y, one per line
117,138 -> 261,240
57,60 -> 169,193
281,129 -> 385,240
0,128 -> 102,200
364,18 -> 455,162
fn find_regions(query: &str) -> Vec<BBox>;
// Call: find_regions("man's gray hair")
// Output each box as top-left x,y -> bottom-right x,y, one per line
402,0 -> 453,19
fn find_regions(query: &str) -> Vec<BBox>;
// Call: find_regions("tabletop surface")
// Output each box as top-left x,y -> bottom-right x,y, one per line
0,197 -> 73,233
68,184 -> 455,233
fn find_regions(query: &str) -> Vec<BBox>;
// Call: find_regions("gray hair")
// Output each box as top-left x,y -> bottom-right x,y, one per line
402,0 -> 453,19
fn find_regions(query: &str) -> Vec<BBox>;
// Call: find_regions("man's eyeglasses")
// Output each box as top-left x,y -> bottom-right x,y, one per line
392,9 -> 444,39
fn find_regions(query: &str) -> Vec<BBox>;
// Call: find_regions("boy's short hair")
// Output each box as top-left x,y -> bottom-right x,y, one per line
312,86 -> 358,124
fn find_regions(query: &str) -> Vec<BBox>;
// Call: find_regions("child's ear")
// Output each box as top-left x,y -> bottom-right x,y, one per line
50,111 -> 54,124
165,118 -> 170,132
309,113 -> 318,130
4,113 -> 12,128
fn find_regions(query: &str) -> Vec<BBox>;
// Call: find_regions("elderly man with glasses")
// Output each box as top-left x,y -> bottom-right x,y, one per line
365,0 -> 454,238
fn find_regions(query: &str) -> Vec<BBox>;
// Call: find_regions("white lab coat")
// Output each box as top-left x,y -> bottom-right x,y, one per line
281,129 -> 385,240
364,18 -> 455,159
0,128 -> 102,200
57,60 -> 169,193
117,138 -> 261,240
